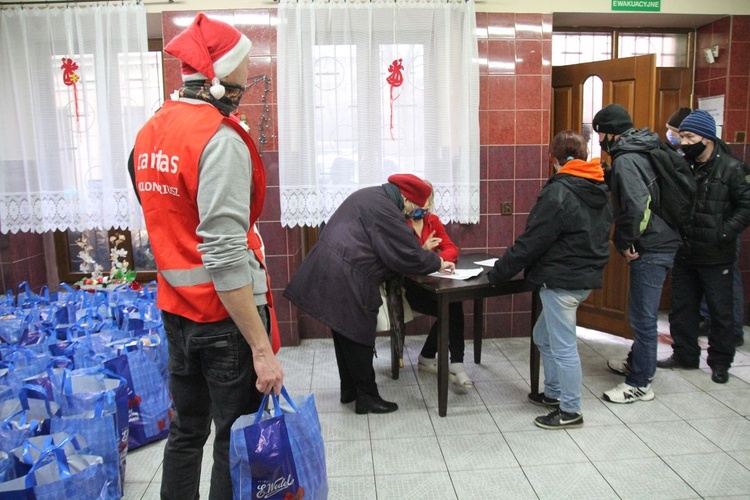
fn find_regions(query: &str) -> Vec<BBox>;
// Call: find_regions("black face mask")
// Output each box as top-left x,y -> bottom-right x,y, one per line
599,135 -> 616,154
681,141 -> 707,160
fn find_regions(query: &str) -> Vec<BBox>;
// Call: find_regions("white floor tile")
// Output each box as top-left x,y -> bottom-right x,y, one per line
504,429 -> 589,466
687,417 -> 750,451
427,405 -> 499,436
438,432 -> 518,471
708,388 -> 750,416
375,471 -> 457,500
662,452 -> 750,497
325,440 -> 374,477
368,408 -> 435,440
602,398 -> 681,424
593,457 -> 699,500
658,391 -> 742,420
327,475 -> 376,500
318,411 -> 370,442
370,436 -> 446,475
451,468 -> 538,499
524,461 -> 619,499
567,426 -> 657,461
628,420 -> 721,455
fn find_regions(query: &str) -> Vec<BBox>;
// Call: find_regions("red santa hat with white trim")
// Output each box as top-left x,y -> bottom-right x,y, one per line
164,13 -> 251,100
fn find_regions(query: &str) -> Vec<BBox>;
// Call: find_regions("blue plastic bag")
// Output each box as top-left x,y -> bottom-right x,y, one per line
0,443 -> 107,500
230,387 -> 327,500
104,338 -> 172,450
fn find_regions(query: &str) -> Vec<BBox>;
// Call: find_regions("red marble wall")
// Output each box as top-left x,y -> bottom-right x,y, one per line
694,15 -> 750,309
0,232 -> 48,296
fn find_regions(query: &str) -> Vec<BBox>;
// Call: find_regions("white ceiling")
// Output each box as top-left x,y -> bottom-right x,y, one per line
553,12 -> 726,29
146,12 -> 727,40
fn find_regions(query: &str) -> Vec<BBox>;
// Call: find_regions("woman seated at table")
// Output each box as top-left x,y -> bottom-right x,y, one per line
404,181 -> 473,386
488,131 -> 612,430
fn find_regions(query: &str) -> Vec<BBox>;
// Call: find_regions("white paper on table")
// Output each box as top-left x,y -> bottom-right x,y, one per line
473,258 -> 498,267
428,267 -> 484,280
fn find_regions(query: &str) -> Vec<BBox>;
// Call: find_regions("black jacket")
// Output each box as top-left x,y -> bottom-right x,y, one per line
677,140 -> 750,265
609,128 -> 683,254
283,184 -> 441,346
488,168 -> 612,290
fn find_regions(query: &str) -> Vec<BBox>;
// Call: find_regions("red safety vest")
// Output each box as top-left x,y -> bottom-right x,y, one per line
134,100 -> 280,353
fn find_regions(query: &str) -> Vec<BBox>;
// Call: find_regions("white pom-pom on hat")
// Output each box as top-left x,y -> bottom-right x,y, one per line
209,77 -> 225,99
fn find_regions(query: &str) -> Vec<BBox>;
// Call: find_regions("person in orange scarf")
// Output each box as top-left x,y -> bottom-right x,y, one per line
489,130 -> 612,430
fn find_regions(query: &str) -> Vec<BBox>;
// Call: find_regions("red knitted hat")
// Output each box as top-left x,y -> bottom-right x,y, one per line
388,174 -> 432,207
164,13 -> 251,99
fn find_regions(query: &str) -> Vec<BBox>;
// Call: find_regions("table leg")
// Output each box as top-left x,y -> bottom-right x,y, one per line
473,298 -> 483,364
529,288 -> 542,394
437,296 -> 450,417
390,328 -> 399,380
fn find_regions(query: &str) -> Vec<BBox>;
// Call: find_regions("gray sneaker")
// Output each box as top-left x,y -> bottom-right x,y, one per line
534,408 -> 583,430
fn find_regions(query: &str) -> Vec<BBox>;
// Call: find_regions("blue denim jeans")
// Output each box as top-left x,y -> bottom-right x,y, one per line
160,307 -> 268,500
534,287 -> 591,414
625,252 -> 675,387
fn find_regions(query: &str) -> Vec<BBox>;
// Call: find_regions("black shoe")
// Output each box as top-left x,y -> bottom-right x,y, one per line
711,367 -> 729,384
736,337 -> 745,348
527,392 -> 560,408
656,355 -> 699,370
354,394 -> 398,415
340,389 -> 357,404
534,408 -> 583,430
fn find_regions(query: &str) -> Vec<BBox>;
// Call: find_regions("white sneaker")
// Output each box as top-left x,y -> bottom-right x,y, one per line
602,382 -> 654,404
449,362 -> 473,386
418,355 -> 437,373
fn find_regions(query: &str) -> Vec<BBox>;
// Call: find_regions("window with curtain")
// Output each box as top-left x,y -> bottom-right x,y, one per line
0,3 -> 153,234
277,0 -> 480,227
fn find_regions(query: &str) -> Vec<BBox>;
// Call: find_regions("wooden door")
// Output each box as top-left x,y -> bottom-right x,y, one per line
551,55 -> 658,339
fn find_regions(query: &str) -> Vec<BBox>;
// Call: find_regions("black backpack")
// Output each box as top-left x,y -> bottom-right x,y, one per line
632,142 -> 697,231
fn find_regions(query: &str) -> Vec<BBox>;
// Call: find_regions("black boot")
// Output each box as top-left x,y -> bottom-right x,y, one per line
354,394 -> 398,415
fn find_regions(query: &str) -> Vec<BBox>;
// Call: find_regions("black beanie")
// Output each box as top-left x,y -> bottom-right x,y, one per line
667,107 -> 692,129
593,104 -> 633,135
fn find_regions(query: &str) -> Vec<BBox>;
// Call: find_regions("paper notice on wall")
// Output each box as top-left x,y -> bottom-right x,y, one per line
698,95 -> 724,126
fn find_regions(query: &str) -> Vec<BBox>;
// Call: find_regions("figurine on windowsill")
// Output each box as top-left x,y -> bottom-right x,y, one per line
75,234 -> 138,290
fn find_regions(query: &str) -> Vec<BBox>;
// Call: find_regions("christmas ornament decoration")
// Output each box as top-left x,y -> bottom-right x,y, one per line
386,58 -> 404,140
61,57 -> 81,128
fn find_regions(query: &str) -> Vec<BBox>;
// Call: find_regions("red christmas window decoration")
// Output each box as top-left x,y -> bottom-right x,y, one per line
386,58 -> 404,141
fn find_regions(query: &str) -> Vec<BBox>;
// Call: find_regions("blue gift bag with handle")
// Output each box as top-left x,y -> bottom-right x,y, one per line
230,387 -> 327,500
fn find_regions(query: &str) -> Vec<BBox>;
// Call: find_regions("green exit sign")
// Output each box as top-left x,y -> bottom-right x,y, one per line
612,0 -> 661,11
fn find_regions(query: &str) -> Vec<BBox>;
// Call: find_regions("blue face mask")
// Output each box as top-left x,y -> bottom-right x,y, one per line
408,208 -> 428,220
666,129 -> 681,147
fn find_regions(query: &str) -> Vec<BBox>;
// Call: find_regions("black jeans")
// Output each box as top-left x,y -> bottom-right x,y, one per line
404,280 -> 465,363
160,307 -> 268,500
331,331 -> 379,398
669,260 -> 736,369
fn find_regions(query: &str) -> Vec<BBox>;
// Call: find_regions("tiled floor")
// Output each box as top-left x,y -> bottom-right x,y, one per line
124,316 -> 750,499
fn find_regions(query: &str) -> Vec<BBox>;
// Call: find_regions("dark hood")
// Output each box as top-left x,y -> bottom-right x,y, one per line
554,174 -> 610,210
610,127 -> 662,156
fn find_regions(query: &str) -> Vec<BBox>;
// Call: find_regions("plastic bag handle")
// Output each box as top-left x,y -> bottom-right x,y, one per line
25,445 -> 72,488
251,386 -> 299,425
19,384 -> 55,416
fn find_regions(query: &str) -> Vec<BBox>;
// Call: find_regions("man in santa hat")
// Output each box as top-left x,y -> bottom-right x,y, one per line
284,174 -> 455,415
131,13 -> 283,499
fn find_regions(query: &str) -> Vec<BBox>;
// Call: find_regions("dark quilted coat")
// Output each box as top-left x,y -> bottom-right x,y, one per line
284,185 -> 441,346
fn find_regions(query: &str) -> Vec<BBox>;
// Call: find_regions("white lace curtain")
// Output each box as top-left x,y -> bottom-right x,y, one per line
277,0 -> 479,227
0,3 -> 153,234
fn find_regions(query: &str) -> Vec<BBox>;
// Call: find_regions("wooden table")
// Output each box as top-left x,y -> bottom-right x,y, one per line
401,253 -> 541,417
